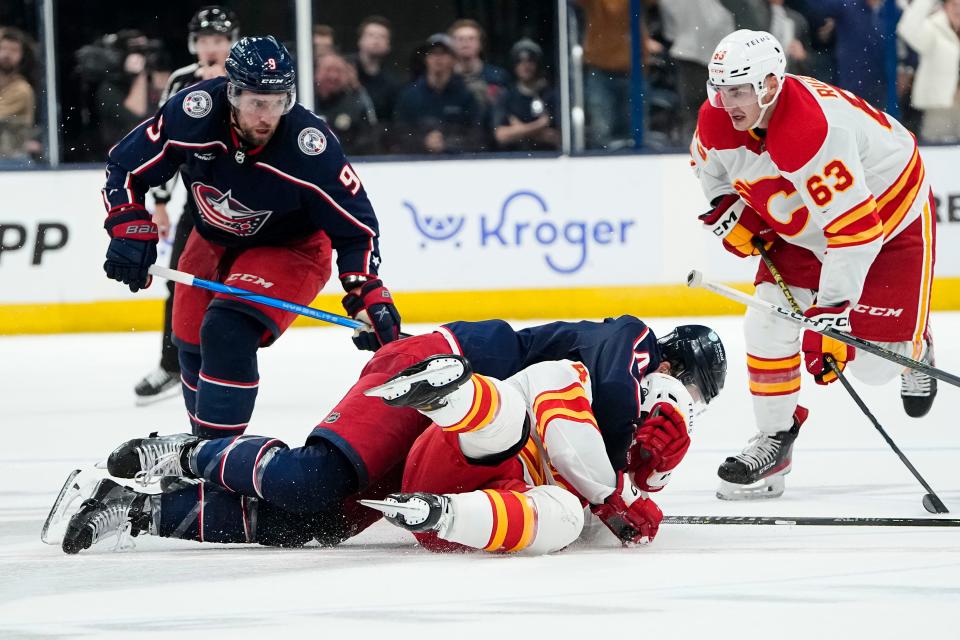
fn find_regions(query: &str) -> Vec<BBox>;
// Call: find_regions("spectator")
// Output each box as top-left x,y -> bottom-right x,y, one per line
392,33 -> 484,154
0,27 -> 37,160
448,19 -> 509,108
576,0 -> 634,149
898,0 -> 960,142
720,0 -> 772,30
659,0 -> 735,144
77,29 -> 171,153
346,16 -> 403,123
768,0 -> 812,75
314,53 -> 379,154
809,0 -> 890,109
493,39 -> 560,151
313,24 -> 336,59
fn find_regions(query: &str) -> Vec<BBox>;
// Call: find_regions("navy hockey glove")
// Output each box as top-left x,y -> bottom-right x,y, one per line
103,205 -> 159,293
342,279 -> 402,351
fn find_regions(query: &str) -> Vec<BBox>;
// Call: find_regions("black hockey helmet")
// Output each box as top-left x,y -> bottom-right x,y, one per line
225,36 -> 296,113
188,6 -> 240,53
657,325 -> 726,406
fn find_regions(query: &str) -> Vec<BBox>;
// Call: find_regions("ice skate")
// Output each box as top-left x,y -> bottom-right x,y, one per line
107,432 -> 199,487
61,479 -> 151,554
134,367 -> 181,406
42,468 -> 104,545
717,408 -> 807,500
359,492 -> 452,533
363,354 -> 472,411
901,331 -> 937,418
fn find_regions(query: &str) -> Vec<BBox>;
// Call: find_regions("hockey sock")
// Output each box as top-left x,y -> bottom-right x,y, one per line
178,349 -> 201,418
192,307 -> 263,437
191,437 -> 358,513
157,482 -> 257,543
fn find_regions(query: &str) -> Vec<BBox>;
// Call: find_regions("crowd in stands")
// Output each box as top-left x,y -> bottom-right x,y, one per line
8,1 -> 960,164
0,27 -> 41,163
309,17 -> 560,155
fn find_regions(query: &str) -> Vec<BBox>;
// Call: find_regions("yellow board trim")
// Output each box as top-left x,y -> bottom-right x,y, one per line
4,278 -> 960,335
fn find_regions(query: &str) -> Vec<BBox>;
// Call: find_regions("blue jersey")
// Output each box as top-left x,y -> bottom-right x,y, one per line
443,316 -> 663,469
103,77 -> 381,279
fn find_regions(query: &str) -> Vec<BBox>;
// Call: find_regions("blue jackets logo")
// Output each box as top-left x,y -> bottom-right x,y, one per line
404,190 -> 635,274
192,183 -> 273,237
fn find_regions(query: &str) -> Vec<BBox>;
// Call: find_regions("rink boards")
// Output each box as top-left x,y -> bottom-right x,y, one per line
3,150 -> 960,333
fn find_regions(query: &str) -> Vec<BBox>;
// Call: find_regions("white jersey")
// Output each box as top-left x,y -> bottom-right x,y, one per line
692,74 -> 931,307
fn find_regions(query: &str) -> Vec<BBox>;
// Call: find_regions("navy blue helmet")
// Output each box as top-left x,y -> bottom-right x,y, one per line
225,36 -> 296,112
657,325 -> 726,406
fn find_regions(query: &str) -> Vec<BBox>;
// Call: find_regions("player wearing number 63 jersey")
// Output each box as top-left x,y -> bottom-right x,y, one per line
692,30 -> 937,501
102,36 -> 401,439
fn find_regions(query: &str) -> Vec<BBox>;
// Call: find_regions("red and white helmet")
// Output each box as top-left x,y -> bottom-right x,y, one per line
707,30 -> 786,117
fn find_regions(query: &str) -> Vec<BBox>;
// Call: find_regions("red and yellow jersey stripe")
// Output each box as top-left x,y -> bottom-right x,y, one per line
482,489 -> 538,552
876,144 -> 925,240
823,196 -> 882,249
441,374 -> 500,434
747,353 -> 802,397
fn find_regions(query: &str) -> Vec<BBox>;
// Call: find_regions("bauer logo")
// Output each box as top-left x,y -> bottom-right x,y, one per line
404,189 -> 636,275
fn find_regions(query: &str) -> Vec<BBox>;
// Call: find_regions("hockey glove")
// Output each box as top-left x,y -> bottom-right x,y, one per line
103,205 -> 159,293
342,279 -> 402,351
590,472 -> 663,546
627,401 -> 690,492
802,301 -> 855,384
699,193 -> 774,258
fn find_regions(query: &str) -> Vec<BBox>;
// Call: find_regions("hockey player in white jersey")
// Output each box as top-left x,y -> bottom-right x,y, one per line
361,352 -> 715,554
692,30 -> 937,500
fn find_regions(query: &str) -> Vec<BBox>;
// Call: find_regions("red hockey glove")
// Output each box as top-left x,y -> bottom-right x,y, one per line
103,205 -> 159,293
627,401 -> 690,492
342,279 -> 402,352
590,473 -> 663,546
802,301 -> 854,384
699,193 -> 774,258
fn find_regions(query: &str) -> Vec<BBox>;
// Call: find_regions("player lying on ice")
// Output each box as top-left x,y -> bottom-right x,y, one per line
692,29 -> 938,501
46,317 -> 725,554
360,346 -> 724,554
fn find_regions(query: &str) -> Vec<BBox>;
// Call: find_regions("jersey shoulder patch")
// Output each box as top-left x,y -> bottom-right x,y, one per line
765,76 -> 828,173
182,89 -> 214,118
297,126 -> 327,155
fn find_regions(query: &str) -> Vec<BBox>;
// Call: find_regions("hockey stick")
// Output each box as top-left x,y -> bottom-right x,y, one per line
751,239 -> 948,514
663,515 -> 960,527
685,270 -> 960,388
149,264 -> 420,340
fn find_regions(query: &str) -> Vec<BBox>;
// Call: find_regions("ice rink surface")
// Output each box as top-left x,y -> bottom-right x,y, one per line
1,314 -> 958,639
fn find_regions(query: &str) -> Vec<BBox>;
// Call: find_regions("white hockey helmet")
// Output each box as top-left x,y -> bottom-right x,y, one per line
707,30 -> 786,113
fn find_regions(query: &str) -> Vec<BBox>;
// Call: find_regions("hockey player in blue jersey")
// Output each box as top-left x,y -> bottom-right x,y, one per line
101,36 -> 402,438
50,316 -> 726,554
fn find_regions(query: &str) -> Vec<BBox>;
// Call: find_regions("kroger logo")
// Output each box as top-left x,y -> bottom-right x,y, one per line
404,190 -> 635,274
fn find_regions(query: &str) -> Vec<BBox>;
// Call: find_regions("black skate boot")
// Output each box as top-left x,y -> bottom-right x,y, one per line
363,354 -> 472,411
901,331 -> 937,418
717,406 -> 808,500
359,493 -> 452,533
61,479 -> 151,554
107,432 -> 199,487
134,367 -> 181,406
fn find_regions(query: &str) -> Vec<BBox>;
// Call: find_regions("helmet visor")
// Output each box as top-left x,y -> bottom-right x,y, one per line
707,82 -> 757,110
228,83 -> 295,115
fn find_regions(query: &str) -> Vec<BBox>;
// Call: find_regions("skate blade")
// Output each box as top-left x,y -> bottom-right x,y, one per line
716,476 -> 786,501
363,360 -> 464,399
134,385 -> 182,407
41,469 -> 93,545
358,498 -> 404,518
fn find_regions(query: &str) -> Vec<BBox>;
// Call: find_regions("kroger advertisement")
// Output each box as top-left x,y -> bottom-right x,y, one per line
2,150 -> 960,306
